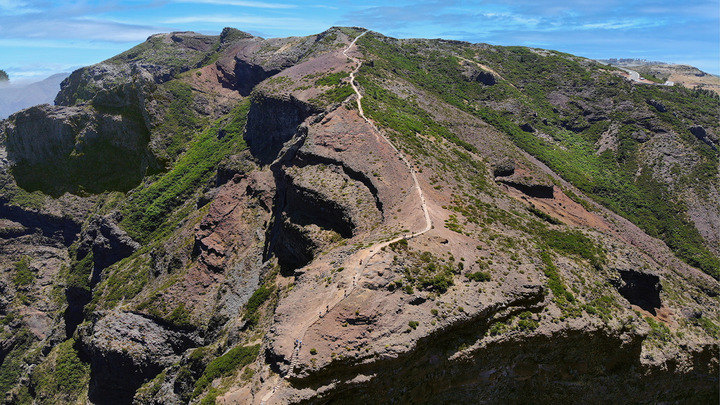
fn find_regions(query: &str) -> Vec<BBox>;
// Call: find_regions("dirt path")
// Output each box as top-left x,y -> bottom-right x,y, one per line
260,30 -> 433,404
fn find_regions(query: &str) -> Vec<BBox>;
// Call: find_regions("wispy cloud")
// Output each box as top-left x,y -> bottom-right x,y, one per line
162,14 -> 324,30
579,18 -> 666,31
0,17 -> 162,42
174,0 -> 296,9
0,0 -> 40,15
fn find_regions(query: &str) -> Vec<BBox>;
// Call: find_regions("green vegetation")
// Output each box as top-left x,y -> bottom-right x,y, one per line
408,320 -> 419,330
466,271 -> 491,282
192,344 -> 259,398
151,80 -> 208,161
357,34 -> 719,279
167,303 -> 193,329
67,249 -> 93,291
538,249 -> 578,317
109,34 -> 218,73
0,329 -> 32,394
691,316 -> 720,338
487,321 -> 509,336
30,339 -> 90,402
516,311 -> 539,332
91,255 -> 150,310
0,69 -> 8,81
536,227 -> 605,269
528,206 -> 561,225
315,71 -> 349,87
582,295 -> 618,322
12,257 -> 34,287
310,84 -> 354,107
121,99 -> 250,243
645,316 -> 672,343
392,250 -> 458,293
244,285 -> 274,327
487,311 -> 539,336
200,388 -> 220,405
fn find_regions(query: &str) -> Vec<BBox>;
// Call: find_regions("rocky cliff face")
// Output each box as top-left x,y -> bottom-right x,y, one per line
0,27 -> 717,404
3,104 -> 153,196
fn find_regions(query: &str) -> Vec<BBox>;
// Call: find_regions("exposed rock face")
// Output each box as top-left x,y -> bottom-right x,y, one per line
3,104 -> 153,195
492,159 -> 516,177
78,311 -> 199,404
647,99 -> 667,112
245,94 -> 318,164
519,123 -> 535,133
310,328 -> 717,404
462,67 -> 496,85
612,269 -> 662,315
497,176 -> 554,198
217,58 -> 279,96
0,199 -> 81,245
64,214 -> 140,337
690,125 -> 717,150
78,214 -> 140,273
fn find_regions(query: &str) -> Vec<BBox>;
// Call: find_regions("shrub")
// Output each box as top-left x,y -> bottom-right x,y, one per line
466,271 -> 491,282
30,339 -> 90,400
516,311 -> 539,332
244,285 -> 274,327
408,320 -> 419,330
192,345 -> 259,398
12,257 -> 34,287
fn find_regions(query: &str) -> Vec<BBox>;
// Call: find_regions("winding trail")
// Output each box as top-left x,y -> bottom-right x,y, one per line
260,30 -> 432,404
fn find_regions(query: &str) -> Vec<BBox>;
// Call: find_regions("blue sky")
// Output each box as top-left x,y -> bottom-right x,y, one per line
1,0 -> 718,80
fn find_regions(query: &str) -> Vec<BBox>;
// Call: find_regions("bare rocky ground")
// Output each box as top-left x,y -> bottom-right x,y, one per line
0,27 -> 717,404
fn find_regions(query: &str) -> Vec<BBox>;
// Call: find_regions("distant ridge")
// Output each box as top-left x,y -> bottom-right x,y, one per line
0,73 -> 70,119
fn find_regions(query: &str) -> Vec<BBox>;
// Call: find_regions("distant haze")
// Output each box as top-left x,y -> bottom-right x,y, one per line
0,73 -> 69,119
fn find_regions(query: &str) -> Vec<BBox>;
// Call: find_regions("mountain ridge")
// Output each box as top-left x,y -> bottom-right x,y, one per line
0,26 -> 717,404
0,73 -> 70,119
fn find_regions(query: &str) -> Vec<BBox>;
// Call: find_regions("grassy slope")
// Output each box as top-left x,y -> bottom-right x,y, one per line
358,34 -> 720,279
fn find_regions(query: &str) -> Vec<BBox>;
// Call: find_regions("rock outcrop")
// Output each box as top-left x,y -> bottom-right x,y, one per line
3,104 -> 153,195
78,311 -> 199,404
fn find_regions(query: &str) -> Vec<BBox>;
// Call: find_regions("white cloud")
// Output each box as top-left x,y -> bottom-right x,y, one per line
0,18 -> 162,42
579,19 -> 664,30
174,0 -> 296,9
0,0 -> 40,15
162,14 -> 324,30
